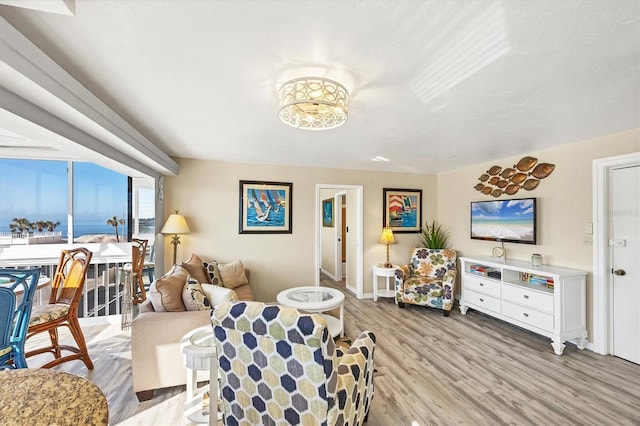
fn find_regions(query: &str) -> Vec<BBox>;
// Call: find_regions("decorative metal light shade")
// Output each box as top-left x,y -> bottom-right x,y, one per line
278,77 -> 349,130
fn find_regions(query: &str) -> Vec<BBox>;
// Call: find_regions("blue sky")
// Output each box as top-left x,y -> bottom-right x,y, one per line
471,199 -> 535,221
0,159 -> 128,227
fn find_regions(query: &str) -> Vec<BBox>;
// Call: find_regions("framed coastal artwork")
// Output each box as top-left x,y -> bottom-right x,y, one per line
382,188 -> 422,233
239,180 -> 292,234
322,198 -> 334,227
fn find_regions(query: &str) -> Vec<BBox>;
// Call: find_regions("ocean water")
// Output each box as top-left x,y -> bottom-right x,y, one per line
1,221 -> 154,238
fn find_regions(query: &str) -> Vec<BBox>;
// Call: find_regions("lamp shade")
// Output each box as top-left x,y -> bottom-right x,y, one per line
160,213 -> 190,235
379,227 -> 396,244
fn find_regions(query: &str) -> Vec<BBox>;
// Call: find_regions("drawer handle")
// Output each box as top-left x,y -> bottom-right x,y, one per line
523,312 -> 529,317
523,295 -> 530,299
479,298 -> 484,302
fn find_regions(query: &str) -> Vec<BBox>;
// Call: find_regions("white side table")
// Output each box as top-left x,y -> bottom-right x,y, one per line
373,264 -> 398,302
180,326 -> 220,425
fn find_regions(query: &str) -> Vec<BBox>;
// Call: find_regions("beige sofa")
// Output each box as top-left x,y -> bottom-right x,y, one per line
131,255 -> 252,401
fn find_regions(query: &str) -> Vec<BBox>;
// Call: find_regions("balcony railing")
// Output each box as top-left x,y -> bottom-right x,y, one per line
0,242 -> 135,320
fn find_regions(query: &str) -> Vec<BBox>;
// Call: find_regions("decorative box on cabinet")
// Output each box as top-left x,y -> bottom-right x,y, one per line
459,256 -> 587,355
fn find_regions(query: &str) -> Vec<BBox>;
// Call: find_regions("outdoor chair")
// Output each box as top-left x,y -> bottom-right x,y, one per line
142,240 -> 155,283
0,268 -> 41,369
26,247 -> 94,369
131,238 -> 148,304
211,301 -> 376,425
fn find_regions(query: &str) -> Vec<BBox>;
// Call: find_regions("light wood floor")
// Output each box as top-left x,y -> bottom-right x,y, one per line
25,278 -> 639,426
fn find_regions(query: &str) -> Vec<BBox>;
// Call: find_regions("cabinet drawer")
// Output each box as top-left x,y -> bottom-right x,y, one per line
463,274 -> 501,297
502,283 -> 554,313
464,290 -> 501,313
502,301 -> 554,332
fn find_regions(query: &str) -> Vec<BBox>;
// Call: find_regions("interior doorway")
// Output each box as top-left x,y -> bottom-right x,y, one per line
315,184 -> 363,298
593,152 -> 640,363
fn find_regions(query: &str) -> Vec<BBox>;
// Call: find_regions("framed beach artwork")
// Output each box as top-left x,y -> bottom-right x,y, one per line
322,198 -> 334,227
239,180 -> 292,234
382,188 -> 422,233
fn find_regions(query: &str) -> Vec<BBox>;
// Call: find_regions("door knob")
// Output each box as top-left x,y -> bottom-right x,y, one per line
613,269 -> 626,276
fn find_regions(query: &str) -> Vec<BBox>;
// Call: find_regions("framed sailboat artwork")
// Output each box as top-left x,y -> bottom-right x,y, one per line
382,188 -> 422,233
239,180 -> 293,234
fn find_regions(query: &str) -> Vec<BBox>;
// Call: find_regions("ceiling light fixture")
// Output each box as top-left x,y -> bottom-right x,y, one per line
278,77 -> 349,130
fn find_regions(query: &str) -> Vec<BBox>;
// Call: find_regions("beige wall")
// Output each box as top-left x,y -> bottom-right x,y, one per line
437,128 -> 640,339
162,129 -> 638,340
162,160 -> 437,301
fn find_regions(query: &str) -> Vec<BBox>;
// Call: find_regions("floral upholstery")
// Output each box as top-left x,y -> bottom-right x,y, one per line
28,304 -> 69,327
395,248 -> 457,314
211,301 -> 376,426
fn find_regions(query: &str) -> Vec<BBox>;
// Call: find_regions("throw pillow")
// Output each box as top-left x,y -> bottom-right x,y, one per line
181,275 -> 199,311
146,282 -> 164,312
152,265 -> 188,312
217,260 -> 249,290
201,283 -> 238,307
181,254 -> 209,284
184,276 -> 211,311
203,261 -> 223,286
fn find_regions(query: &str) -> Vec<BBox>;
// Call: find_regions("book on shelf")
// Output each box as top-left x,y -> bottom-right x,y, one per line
470,265 -> 493,274
520,272 -> 554,287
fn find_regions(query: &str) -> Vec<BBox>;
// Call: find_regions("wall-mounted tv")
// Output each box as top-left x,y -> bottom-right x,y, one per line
470,198 -> 537,244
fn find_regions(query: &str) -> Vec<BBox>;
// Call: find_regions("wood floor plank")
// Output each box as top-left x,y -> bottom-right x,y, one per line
21,276 -> 640,426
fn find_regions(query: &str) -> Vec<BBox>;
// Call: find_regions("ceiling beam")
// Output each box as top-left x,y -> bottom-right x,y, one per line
0,0 -> 75,16
0,17 -> 179,176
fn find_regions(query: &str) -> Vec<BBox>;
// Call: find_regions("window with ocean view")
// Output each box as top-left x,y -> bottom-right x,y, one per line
0,159 -> 146,245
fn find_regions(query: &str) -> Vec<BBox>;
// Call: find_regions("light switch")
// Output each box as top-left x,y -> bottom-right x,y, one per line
585,222 -> 593,235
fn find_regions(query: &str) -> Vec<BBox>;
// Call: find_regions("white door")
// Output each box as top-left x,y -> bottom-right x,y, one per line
610,164 -> 640,364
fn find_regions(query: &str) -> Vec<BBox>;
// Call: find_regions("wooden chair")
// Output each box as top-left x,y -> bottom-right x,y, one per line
0,268 -> 41,369
131,238 -> 148,304
142,240 -> 155,283
26,248 -> 94,370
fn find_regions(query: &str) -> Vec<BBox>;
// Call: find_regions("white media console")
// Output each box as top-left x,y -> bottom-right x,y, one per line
459,256 -> 588,355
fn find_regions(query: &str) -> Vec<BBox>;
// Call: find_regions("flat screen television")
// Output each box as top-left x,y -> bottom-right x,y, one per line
470,198 -> 537,244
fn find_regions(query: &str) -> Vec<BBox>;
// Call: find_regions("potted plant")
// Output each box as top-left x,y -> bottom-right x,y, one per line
419,220 -> 450,249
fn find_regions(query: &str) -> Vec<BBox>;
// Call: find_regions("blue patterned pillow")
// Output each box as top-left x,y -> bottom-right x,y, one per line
203,261 -> 223,287
186,275 -> 211,310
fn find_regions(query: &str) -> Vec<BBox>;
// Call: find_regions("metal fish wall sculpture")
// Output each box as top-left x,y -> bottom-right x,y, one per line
473,156 -> 555,197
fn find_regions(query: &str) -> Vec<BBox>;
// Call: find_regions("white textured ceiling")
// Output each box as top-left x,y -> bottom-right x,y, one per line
0,0 -> 638,174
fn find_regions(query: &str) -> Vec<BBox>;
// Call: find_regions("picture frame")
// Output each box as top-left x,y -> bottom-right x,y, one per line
239,180 -> 292,234
382,188 -> 422,233
322,198 -> 334,227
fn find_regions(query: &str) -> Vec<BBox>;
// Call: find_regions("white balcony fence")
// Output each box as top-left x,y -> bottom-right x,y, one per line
0,243 -> 134,321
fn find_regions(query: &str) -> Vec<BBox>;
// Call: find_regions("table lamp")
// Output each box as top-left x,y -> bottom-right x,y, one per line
378,227 -> 396,268
160,211 -> 191,265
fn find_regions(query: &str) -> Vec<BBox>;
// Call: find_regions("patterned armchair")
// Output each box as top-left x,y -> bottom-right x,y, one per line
211,301 -> 376,426
395,248 -> 457,316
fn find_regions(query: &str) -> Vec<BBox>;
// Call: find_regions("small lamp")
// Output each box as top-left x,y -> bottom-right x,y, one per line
160,211 -> 190,265
378,227 -> 397,268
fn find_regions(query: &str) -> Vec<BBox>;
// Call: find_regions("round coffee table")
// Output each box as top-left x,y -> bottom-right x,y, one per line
277,286 -> 345,338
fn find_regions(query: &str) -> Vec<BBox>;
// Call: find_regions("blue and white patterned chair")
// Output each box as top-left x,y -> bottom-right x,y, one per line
395,248 -> 457,316
0,268 -> 41,369
211,301 -> 376,426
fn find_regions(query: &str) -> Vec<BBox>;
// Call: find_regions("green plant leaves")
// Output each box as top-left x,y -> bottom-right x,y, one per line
419,220 -> 449,249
